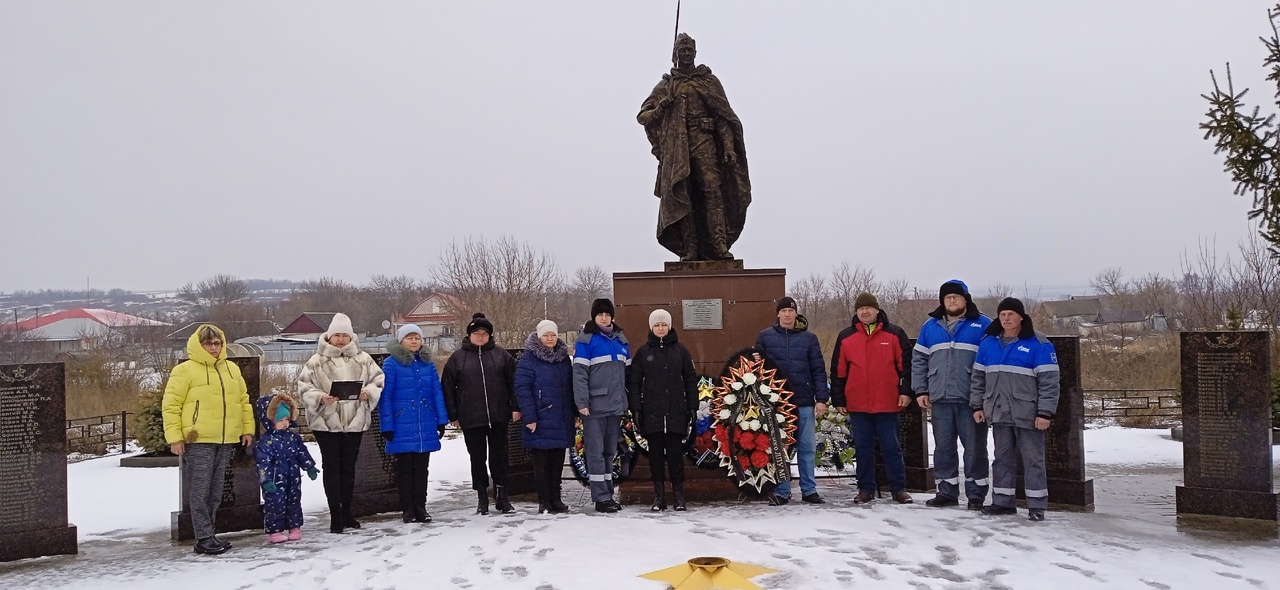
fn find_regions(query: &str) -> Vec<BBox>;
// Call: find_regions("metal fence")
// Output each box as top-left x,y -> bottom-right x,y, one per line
66,411 -> 132,456
1083,388 -> 1181,426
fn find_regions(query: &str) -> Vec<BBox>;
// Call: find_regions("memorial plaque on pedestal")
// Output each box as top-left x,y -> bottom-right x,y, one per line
171,355 -> 265,541
1016,336 -> 1094,506
1176,331 -> 1280,521
0,363 -> 77,562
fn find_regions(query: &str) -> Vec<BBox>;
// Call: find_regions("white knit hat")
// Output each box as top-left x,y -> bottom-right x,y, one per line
649,309 -> 672,329
325,313 -> 356,342
396,324 -> 424,342
535,319 -> 558,337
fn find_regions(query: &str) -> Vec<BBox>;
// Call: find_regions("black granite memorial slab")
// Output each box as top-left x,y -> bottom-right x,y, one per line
0,363 -> 77,562
1176,331 -> 1280,521
1016,336 -> 1094,506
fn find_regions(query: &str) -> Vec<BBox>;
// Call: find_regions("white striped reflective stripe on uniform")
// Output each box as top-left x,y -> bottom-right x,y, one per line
992,487 -> 1016,496
939,477 -> 960,485
1033,364 -> 1060,374
1024,489 -> 1049,498
917,342 -> 981,355
983,364 -> 1035,377
574,355 -> 621,366
968,478 -> 990,486
588,474 -> 611,481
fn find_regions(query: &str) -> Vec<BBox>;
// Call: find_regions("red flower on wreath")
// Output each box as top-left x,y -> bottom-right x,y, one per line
738,431 -> 755,450
714,423 -> 729,453
751,450 -> 770,469
738,455 -> 752,471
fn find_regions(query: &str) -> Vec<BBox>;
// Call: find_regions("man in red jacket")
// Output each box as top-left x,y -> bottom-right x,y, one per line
830,293 -> 914,505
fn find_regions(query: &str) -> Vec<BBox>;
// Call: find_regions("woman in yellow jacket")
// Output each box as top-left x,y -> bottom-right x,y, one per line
162,324 -> 255,555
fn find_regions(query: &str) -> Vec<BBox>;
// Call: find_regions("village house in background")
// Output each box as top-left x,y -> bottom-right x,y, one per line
3,308 -> 170,359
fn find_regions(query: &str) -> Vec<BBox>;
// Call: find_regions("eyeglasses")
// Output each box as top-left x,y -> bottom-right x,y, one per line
204,341 -> 223,347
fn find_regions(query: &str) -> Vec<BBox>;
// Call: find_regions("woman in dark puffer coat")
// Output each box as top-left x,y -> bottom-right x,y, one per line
514,319 -> 575,514
626,309 -> 699,512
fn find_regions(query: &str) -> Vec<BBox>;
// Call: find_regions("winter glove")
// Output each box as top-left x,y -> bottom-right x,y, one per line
381,431 -> 394,442
437,425 -> 447,438
262,481 -> 277,494
306,467 -> 319,480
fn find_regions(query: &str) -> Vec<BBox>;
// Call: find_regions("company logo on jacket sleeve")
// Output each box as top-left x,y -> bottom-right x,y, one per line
1017,346 -> 1031,353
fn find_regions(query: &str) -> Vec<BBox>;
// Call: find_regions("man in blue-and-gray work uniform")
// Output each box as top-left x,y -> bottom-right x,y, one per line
912,280 -> 991,510
573,298 -> 631,514
971,297 -> 1059,522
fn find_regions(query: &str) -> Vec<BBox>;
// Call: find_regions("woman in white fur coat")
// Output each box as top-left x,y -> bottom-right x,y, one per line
298,313 -> 385,534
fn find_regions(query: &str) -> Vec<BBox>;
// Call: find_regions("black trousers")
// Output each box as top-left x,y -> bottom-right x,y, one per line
394,452 -> 431,512
313,431 -> 363,519
644,432 -> 686,483
462,423 -> 509,491
529,448 -> 566,504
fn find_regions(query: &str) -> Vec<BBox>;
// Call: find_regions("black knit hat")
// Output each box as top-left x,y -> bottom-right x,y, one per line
776,296 -> 797,313
590,298 -> 615,318
996,297 -> 1027,319
939,280 -> 969,304
466,312 -> 494,335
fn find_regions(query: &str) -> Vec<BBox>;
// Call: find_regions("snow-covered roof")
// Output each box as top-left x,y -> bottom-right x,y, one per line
8,308 -> 168,340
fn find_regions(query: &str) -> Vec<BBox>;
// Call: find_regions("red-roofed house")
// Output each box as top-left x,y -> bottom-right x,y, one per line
11,308 -> 168,341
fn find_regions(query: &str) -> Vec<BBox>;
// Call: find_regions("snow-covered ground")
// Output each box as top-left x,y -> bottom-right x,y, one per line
2,427 -> 1279,589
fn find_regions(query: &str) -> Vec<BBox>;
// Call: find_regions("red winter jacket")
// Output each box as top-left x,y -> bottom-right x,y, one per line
830,311 -> 912,414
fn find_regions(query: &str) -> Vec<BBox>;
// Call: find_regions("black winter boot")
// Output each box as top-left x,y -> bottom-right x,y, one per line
494,485 -> 515,514
329,509 -> 344,534
476,489 -> 490,515
672,481 -> 687,512
549,482 -> 569,513
651,482 -> 667,512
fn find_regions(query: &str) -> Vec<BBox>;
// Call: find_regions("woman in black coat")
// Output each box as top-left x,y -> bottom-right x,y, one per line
626,309 -> 699,511
442,313 -> 518,515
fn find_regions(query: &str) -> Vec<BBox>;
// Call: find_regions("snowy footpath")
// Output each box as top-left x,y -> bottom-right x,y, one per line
2,427 -> 1279,590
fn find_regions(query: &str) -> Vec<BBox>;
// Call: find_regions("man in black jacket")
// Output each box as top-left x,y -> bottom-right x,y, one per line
442,313 -> 519,515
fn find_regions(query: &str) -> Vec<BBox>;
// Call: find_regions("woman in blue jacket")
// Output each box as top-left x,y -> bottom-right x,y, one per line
514,319 -> 575,514
379,324 -> 449,523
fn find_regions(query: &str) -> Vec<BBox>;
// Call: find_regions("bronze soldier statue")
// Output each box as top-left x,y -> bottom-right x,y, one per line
638,33 -> 751,261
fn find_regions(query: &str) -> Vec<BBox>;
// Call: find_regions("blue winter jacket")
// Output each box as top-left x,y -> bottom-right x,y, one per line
754,315 -> 828,407
379,341 -> 450,454
911,300 -> 992,404
572,320 -> 630,416
253,394 -> 316,488
514,332 -> 576,450
971,318 -> 1060,429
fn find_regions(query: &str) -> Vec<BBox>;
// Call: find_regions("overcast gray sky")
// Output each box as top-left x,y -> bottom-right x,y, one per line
0,1 -> 1271,296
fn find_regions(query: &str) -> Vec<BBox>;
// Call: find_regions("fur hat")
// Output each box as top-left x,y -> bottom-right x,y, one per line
649,309 -> 673,329
466,313 -> 494,335
939,280 -> 969,304
325,313 -> 355,341
997,297 -> 1027,319
396,324 -> 423,342
776,296 -> 798,313
535,319 -> 558,337
854,292 -> 880,310
591,298 -> 615,318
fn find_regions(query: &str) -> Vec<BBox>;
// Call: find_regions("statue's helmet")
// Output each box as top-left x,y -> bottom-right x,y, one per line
675,33 -> 696,50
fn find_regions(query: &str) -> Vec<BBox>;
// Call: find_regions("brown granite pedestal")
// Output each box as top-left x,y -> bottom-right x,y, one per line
613,262 -> 785,502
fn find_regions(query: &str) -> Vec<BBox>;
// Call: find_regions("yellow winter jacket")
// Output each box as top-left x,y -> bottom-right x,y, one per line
162,325 -> 255,445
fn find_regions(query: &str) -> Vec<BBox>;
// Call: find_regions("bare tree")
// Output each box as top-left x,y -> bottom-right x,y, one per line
829,262 -> 878,319
1179,239 -> 1229,330
876,278 -> 911,321
986,282 -> 1015,301
177,274 -> 267,339
789,273 -> 828,318
367,274 -> 431,323
432,236 -> 564,346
